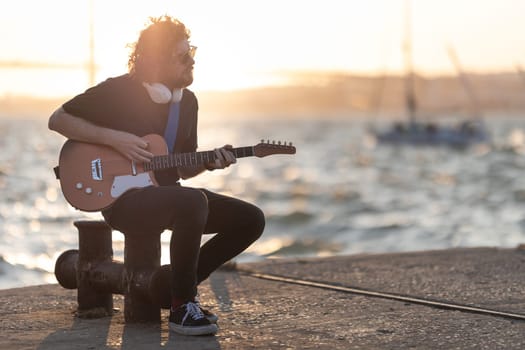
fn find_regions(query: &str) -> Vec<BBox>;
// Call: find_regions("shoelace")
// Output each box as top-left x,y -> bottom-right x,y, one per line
183,302 -> 206,324
193,295 -> 207,313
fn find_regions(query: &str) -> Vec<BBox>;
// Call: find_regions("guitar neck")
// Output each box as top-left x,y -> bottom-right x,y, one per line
144,146 -> 254,171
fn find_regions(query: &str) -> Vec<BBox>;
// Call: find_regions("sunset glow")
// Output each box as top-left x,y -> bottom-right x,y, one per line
0,0 -> 524,97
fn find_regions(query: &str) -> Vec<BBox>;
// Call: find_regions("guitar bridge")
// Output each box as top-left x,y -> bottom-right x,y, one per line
91,158 -> 103,181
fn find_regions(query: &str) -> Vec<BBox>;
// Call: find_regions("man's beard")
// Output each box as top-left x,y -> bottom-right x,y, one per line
173,69 -> 194,88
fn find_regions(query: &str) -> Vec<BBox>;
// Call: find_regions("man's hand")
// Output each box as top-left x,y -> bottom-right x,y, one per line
109,130 -> 154,163
207,145 -> 236,170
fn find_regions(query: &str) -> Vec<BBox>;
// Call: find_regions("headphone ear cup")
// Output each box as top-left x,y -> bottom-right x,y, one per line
143,82 -> 172,104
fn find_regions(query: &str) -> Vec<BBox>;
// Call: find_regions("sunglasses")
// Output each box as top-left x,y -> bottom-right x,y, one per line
171,45 -> 197,64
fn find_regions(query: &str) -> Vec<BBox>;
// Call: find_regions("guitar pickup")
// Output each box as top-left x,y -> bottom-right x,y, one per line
91,158 -> 103,181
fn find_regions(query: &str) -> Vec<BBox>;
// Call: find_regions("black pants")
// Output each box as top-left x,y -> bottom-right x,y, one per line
102,185 -> 265,300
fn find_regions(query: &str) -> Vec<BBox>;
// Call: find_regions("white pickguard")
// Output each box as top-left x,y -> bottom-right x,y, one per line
111,173 -> 154,197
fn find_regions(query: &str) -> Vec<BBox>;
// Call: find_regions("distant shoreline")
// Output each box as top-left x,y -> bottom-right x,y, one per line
2,71 -> 525,118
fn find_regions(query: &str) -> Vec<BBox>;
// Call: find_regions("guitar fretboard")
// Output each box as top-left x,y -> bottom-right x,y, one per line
143,147 -> 255,171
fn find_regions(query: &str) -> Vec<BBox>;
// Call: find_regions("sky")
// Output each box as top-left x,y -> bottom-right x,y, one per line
0,0 -> 524,97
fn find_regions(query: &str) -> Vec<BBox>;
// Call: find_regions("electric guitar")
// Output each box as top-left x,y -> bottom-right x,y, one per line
56,134 -> 296,212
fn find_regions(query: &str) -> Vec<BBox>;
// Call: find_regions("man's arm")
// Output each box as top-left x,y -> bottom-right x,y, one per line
48,106 -> 153,162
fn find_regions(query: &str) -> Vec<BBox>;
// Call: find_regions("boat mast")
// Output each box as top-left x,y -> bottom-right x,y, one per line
447,45 -> 481,120
88,0 -> 96,86
517,64 -> 525,86
404,0 -> 417,126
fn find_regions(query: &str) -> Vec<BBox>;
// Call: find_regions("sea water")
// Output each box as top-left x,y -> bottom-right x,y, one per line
2,113 -> 525,289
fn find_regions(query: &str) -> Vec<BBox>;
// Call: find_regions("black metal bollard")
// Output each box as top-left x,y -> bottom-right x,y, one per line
55,220 -> 170,323
122,231 -> 161,322
76,220 -> 114,316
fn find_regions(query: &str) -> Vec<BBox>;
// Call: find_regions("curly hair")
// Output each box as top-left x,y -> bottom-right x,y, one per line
128,15 -> 191,82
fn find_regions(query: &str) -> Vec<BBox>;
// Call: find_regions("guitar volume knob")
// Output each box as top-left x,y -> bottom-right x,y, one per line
85,188 -> 93,194
76,182 -> 83,190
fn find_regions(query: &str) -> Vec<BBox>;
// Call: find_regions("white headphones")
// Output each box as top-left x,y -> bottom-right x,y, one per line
142,82 -> 183,104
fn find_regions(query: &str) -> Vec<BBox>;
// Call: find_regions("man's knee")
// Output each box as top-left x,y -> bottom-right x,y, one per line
247,205 -> 265,240
171,189 -> 209,229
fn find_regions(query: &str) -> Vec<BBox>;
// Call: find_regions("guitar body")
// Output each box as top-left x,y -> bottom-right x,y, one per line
57,133 -> 295,212
58,134 -> 167,212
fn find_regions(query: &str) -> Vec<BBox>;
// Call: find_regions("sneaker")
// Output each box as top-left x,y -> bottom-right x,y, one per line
194,295 -> 219,324
169,302 -> 218,336
199,305 -> 219,324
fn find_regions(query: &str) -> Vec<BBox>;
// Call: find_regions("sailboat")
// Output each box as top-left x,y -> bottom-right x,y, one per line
375,1 -> 489,148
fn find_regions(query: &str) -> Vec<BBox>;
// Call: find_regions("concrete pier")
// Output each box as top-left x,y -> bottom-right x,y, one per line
1,247 -> 525,349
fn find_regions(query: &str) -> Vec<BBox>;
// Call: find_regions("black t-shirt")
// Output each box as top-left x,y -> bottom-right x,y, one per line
62,74 -> 199,185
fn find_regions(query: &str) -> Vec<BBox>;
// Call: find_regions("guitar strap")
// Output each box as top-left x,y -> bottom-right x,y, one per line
164,101 -> 180,153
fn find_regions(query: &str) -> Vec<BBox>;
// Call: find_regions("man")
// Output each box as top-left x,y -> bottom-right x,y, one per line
48,15 -> 265,336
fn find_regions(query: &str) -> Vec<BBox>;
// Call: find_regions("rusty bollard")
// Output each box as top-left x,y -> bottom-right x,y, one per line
123,229 -> 161,322
55,220 -> 171,323
55,220 -> 115,317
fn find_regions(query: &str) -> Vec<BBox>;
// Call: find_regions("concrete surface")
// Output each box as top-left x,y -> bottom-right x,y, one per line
1,247 -> 525,349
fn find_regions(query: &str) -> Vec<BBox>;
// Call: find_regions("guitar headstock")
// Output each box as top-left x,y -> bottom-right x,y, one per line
253,140 -> 296,157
